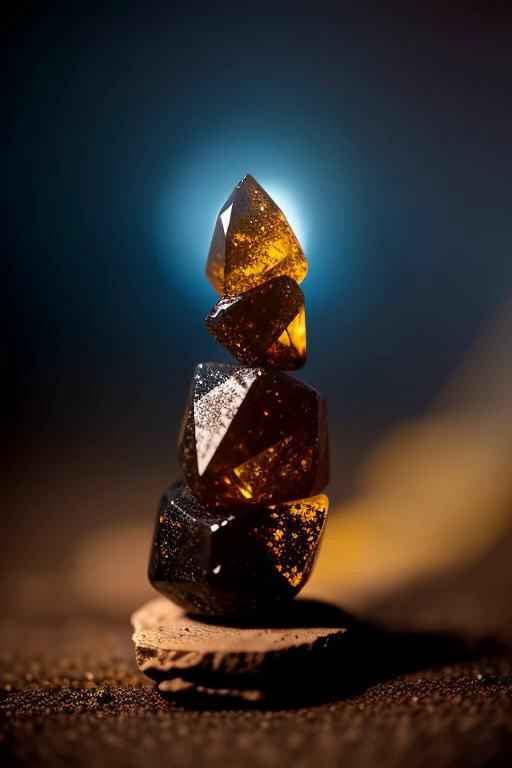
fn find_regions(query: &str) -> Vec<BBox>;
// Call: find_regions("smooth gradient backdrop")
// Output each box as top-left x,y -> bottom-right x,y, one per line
2,1 -> 511,619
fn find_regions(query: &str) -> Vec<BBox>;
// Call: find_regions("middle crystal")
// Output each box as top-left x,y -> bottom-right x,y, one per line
205,275 -> 306,370
179,363 -> 329,506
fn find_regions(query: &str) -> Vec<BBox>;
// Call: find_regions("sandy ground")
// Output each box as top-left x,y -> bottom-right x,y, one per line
1,614 -> 511,768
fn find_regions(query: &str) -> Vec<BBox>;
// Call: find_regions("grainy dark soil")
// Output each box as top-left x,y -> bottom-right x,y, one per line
1,617 -> 511,768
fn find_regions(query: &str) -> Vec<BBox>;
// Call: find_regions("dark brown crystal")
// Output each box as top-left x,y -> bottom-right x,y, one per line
205,275 -> 306,370
179,363 -> 329,507
148,483 -> 328,616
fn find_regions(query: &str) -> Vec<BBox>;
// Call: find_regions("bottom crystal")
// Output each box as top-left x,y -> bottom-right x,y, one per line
148,483 -> 328,616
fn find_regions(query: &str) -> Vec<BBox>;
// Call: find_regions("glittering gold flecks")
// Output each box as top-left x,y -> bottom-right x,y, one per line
205,275 -> 307,370
251,494 -> 329,588
179,363 -> 329,507
206,174 -> 308,297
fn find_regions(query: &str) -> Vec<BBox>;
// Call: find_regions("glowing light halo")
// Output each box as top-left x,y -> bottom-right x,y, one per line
154,136 -> 312,302
152,129 -> 354,313
262,179 -> 308,252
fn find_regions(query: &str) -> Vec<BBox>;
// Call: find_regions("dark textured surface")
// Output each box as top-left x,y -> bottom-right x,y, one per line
1,616 -> 511,768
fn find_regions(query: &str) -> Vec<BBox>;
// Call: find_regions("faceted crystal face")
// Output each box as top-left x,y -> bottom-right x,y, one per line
148,483 -> 329,616
179,363 -> 329,507
251,494 -> 329,589
205,275 -> 306,370
206,174 -> 308,297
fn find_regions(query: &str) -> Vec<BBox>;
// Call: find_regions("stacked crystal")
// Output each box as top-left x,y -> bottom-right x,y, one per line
148,175 -> 330,616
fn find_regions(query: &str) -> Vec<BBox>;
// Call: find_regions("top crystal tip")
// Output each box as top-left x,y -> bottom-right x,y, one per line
205,174 -> 308,297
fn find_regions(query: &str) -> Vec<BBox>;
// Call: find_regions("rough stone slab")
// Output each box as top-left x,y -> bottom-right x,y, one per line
132,597 -> 348,698
158,677 -> 264,702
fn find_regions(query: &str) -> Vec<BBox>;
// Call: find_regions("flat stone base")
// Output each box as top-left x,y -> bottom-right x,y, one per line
131,597 -> 349,702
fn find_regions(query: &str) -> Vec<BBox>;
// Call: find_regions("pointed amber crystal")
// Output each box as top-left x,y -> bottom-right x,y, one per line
205,275 -> 306,370
179,363 -> 329,506
148,482 -> 329,616
206,174 -> 308,296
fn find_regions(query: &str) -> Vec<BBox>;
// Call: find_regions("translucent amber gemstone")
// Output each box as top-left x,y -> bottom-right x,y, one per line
148,482 -> 329,616
206,174 -> 308,296
205,275 -> 306,370
179,363 -> 329,506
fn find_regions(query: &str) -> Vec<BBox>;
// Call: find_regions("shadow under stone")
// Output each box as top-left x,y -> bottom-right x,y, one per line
151,599 -> 490,710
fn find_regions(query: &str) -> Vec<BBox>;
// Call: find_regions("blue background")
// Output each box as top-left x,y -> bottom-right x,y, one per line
2,1 -> 511,522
